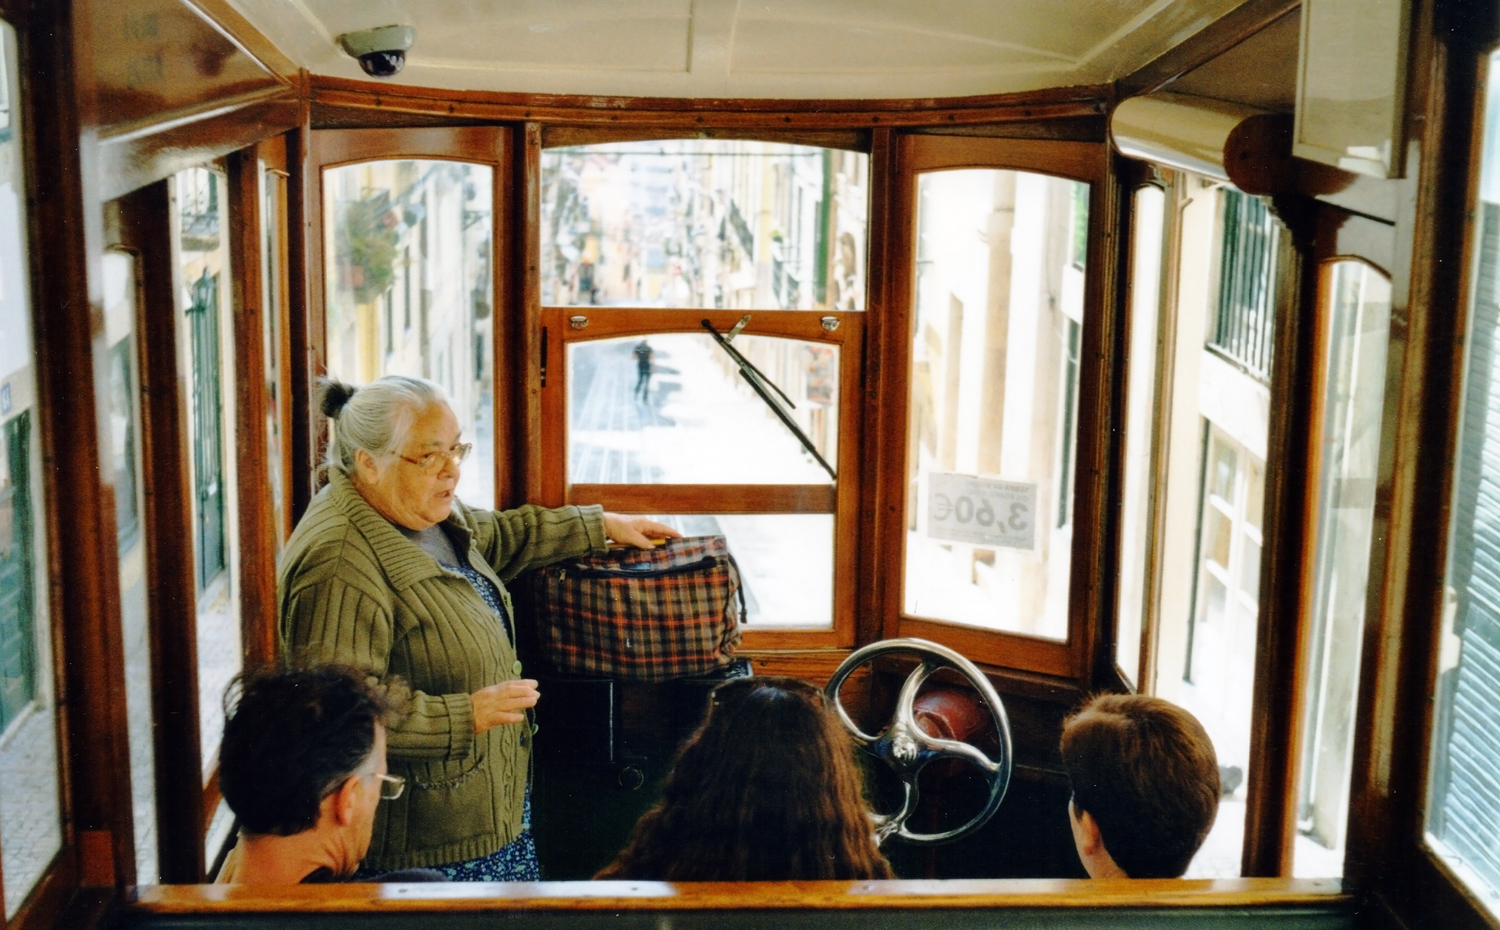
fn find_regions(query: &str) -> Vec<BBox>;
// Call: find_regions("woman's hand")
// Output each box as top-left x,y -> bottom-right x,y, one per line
603,513 -> 682,549
470,679 -> 540,734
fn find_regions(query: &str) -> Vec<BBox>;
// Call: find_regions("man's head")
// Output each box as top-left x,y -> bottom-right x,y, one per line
1060,694 -> 1219,878
219,666 -> 402,874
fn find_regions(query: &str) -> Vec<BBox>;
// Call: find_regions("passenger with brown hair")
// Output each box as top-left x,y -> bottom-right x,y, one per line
1059,693 -> 1220,879
596,676 -> 894,882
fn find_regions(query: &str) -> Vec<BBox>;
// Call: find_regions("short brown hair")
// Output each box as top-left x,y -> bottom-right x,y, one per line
1060,694 -> 1219,878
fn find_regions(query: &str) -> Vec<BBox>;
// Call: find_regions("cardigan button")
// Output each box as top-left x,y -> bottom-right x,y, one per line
512,660 -> 523,676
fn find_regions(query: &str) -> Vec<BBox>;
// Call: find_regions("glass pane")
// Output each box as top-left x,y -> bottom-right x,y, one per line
637,514 -> 832,629
541,141 -> 868,311
1153,176 -> 1281,878
1116,186 -> 1167,688
1428,48 -> 1500,914
1246,461 -> 1265,532
174,165 -> 241,784
902,169 -> 1089,640
1293,261 -> 1392,878
1241,535 -> 1263,602
324,160 -> 495,509
0,19 -> 62,911
261,163 -> 287,546
1210,436 -> 1237,501
568,333 -> 837,485
104,249 -> 159,883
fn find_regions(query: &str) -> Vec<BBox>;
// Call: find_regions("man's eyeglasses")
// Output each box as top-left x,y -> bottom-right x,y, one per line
369,772 -> 405,801
397,443 -> 472,474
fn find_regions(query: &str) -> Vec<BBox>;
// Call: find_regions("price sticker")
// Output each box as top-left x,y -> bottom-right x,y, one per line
926,473 -> 1036,550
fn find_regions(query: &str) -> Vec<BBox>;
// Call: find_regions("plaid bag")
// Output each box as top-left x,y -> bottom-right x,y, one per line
527,535 -> 745,681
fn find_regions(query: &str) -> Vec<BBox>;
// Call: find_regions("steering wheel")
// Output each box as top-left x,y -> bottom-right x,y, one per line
825,638 -> 1013,846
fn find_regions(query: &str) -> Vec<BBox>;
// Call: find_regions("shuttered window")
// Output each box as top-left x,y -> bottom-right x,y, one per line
1428,54 -> 1500,915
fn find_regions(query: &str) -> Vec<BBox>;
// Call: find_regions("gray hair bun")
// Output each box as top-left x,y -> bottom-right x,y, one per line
317,378 -> 358,419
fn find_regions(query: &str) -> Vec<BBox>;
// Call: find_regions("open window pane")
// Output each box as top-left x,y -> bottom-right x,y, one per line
1429,48 -> 1500,915
0,18 -> 62,910
1150,181 -> 1280,879
1117,185 -> 1167,687
105,248 -> 159,882
174,166 -> 241,784
568,333 -> 837,485
323,159 -> 496,509
541,141 -> 868,311
1294,261 -> 1393,878
902,169 -> 1088,641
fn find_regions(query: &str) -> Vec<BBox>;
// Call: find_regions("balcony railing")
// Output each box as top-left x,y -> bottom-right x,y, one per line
1209,189 -> 1278,380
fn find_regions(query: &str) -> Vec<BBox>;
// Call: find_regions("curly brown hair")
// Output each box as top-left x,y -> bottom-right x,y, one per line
596,676 -> 894,881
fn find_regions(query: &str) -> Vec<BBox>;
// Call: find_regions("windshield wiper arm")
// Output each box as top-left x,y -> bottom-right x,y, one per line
701,318 -> 837,482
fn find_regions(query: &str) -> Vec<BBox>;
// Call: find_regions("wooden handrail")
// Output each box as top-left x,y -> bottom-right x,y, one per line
131,877 -> 1347,914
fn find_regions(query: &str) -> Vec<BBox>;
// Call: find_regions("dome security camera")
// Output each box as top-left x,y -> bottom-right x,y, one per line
336,25 -> 416,78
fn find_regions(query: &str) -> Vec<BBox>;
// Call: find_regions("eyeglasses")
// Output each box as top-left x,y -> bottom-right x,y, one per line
397,442 -> 472,474
368,771 -> 405,801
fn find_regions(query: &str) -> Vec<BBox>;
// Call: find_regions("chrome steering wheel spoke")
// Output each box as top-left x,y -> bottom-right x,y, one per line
825,638 -> 1014,847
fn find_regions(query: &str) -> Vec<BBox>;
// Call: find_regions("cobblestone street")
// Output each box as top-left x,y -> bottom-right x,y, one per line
0,704 -> 60,917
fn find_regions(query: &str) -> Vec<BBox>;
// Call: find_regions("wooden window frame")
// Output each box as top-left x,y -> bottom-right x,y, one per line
530,129 -> 873,649
303,127 -> 515,510
537,308 -> 864,649
1113,173 -> 1176,693
1347,7 -> 1500,927
13,1 -> 1488,924
875,135 -> 1120,683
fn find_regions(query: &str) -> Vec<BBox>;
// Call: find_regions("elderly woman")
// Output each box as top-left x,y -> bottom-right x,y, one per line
278,374 -> 675,880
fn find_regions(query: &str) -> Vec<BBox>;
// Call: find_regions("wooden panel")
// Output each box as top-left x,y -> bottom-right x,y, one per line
518,123 -> 543,507
180,0 -> 298,78
490,124 -> 521,508
1116,0 -> 1303,98
97,90 -> 302,202
26,0 -> 137,897
308,77 -> 1107,130
542,307 -> 856,342
1075,145 -> 1128,690
224,147 -> 276,667
1345,3 -> 1497,927
568,484 -> 836,515
83,0 -> 284,133
857,127 -> 898,649
117,182 -> 207,883
309,126 -> 506,168
912,118 -> 1108,143
130,877 -> 1348,912
541,126 -> 869,153
1241,211 -> 1317,877
898,618 -> 1074,680
904,137 -> 1105,183
738,649 -> 859,688
285,125 -> 314,523
868,127 -> 908,649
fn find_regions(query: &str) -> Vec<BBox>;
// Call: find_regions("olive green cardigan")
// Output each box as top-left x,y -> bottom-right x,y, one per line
277,471 -> 606,869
